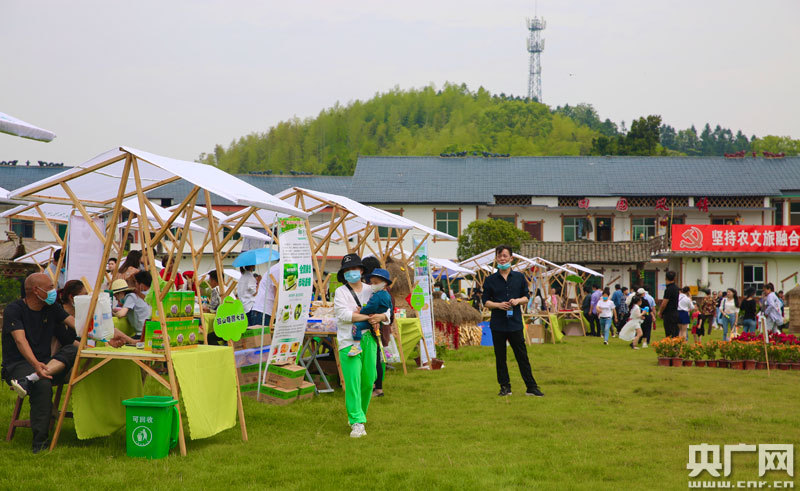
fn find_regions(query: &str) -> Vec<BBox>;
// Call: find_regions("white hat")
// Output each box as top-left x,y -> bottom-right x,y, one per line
637,288 -> 646,295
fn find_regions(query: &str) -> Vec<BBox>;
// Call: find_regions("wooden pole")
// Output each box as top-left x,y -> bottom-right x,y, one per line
50,154 -> 132,452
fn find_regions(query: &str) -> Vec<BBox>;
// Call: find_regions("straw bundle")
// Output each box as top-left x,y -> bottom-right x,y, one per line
786,284 -> 800,334
432,298 -> 455,324
386,259 -> 413,299
451,301 -> 482,325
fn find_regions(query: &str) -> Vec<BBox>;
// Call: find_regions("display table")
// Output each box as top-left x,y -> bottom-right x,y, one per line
65,345 -> 238,446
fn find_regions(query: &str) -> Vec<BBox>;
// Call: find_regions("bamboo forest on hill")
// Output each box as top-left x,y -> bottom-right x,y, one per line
198,83 -> 798,176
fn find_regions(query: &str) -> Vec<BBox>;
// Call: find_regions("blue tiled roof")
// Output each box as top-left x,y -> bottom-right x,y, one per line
3,155 -> 800,207
349,156 -> 800,203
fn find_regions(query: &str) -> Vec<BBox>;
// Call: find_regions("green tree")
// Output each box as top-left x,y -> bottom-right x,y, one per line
457,219 -> 531,261
751,135 -> 800,156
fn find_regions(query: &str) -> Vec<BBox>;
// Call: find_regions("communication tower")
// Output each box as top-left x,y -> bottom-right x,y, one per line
526,16 -> 546,102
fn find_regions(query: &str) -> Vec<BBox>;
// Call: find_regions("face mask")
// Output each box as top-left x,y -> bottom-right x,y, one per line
434,288 -> 441,292
602,296 -> 608,301
497,263 -> 511,271
370,284 -> 385,293
344,270 -> 361,284
39,288 -> 57,305
140,289 -> 149,296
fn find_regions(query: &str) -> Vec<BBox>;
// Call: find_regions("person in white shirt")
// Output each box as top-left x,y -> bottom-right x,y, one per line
619,296 -> 645,349
718,288 -> 739,341
250,262 -> 281,327
237,265 -> 258,325
595,287 -> 618,345
677,286 -> 696,340
333,254 -> 390,439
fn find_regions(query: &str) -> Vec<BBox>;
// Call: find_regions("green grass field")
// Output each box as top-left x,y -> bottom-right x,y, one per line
2,325 -> 798,490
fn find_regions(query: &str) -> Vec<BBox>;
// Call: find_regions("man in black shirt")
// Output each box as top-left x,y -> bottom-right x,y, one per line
482,245 -> 544,397
2,273 -> 79,453
658,270 -> 680,338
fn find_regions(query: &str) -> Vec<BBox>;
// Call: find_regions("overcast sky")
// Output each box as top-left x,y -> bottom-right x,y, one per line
2,0 -> 798,166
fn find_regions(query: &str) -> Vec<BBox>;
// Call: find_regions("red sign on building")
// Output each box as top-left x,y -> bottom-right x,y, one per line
671,225 -> 800,252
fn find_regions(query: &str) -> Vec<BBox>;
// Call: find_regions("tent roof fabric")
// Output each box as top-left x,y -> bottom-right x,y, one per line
564,263 -> 604,277
275,187 -> 412,229
0,111 -> 56,142
119,198 -> 206,234
8,147 -> 308,218
13,244 -> 60,264
0,202 -> 105,224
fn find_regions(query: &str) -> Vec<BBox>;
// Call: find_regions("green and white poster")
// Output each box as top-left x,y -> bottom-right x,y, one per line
266,218 -> 313,368
412,235 -> 437,363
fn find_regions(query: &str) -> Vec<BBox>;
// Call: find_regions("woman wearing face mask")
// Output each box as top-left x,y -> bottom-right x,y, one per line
719,288 -> 739,341
333,254 -> 390,439
433,282 -> 447,301
595,287 -> 617,345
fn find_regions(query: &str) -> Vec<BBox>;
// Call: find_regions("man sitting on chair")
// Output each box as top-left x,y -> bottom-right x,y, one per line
3,273 -> 88,453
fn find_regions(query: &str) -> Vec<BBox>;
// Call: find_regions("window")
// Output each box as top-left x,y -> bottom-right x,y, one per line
434,210 -> 460,238
490,216 -> 516,226
222,227 -> 241,241
523,221 -> 543,240
11,219 -> 34,238
160,198 -> 173,208
669,216 -> 685,226
774,200 -> 783,226
631,217 -> 656,241
378,210 -> 403,239
711,216 -> 736,225
630,270 -> 657,297
743,265 -> 765,296
563,217 -> 588,242
57,224 -> 68,241
791,202 -> 800,226
595,217 -> 613,242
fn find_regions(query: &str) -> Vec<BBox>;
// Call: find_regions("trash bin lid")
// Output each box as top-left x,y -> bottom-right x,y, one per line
122,396 -> 178,407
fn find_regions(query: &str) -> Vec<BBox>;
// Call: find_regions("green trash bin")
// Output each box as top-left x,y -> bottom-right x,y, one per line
121,396 -> 179,459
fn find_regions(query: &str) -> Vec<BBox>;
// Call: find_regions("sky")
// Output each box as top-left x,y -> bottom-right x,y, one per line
1,0 -> 798,166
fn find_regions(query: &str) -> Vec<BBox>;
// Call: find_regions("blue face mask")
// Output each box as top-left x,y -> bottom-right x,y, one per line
39,287 -> 57,305
497,263 -> 511,271
602,296 -> 608,301
344,270 -> 362,284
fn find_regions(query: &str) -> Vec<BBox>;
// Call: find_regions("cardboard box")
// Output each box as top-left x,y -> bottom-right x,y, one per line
232,327 -> 272,350
265,362 -> 305,390
144,319 -> 200,351
526,323 -> 545,344
297,381 -> 315,401
255,383 -> 298,405
180,291 -> 195,318
237,364 -> 264,386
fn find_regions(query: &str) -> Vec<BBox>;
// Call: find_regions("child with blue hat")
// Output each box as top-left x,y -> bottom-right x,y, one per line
349,268 -> 393,356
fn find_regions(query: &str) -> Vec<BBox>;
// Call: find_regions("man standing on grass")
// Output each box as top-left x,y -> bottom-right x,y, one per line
482,245 -> 544,397
658,271 -> 680,337
589,283 -> 602,337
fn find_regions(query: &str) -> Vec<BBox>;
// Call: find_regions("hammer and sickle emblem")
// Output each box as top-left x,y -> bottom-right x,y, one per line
680,227 -> 703,249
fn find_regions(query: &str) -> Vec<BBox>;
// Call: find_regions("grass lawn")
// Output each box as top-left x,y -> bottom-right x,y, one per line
2,325 -> 798,490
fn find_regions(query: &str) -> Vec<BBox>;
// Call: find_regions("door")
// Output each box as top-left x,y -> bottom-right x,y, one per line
523,221 -> 543,240
595,217 -> 612,242
630,270 -> 657,296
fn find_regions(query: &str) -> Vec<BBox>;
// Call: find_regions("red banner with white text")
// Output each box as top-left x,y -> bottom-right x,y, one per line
671,225 -> 800,252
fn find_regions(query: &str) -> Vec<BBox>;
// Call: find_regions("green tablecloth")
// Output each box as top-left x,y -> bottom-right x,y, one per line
72,359 -> 143,439
113,317 -> 134,337
395,318 -> 423,361
72,345 -> 237,441
171,345 -> 237,439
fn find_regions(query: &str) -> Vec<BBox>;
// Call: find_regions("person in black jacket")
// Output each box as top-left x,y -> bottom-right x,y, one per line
482,245 -> 544,398
581,285 -> 593,334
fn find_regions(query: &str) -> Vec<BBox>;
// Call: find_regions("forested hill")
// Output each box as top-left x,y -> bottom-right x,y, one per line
198,84 -> 600,175
199,83 -> 796,176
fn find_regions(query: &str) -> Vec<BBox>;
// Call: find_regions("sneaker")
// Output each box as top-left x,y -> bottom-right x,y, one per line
633,346 -> 640,350
526,387 -> 545,397
603,341 -> 608,345
629,342 -> 634,349
498,386 -> 512,397
10,377 -> 33,398
642,342 -> 648,348
32,442 -> 49,454
347,345 -> 362,357
349,423 -> 366,438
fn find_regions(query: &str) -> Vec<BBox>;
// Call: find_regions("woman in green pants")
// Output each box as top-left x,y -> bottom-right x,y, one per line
333,254 -> 390,438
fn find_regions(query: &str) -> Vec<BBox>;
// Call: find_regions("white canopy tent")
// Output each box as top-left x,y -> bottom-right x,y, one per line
430,257 -> 474,278
1,202 -> 105,224
13,244 -> 61,265
119,198 -> 207,234
0,111 -> 56,142
564,263 -> 604,277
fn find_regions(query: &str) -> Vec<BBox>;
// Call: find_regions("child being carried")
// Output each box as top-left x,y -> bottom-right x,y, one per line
349,268 -> 393,357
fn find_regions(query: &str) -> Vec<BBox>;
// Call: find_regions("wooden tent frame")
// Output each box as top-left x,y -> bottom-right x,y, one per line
3,152 -> 280,455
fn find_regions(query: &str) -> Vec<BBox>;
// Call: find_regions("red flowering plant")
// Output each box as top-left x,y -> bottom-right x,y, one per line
734,332 -> 800,345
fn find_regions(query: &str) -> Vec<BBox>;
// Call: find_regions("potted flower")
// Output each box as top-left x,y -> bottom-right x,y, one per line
702,341 -> 718,367
754,344 -> 767,369
776,345 -> 791,370
681,343 -> 697,367
653,339 -> 671,366
717,341 -> 731,368
688,343 -> 705,367
727,342 -> 745,370
735,341 -> 757,370
670,338 -> 686,367
788,346 -> 800,370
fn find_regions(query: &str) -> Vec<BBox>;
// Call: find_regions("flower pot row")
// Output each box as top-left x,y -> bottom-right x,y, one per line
657,357 -> 800,370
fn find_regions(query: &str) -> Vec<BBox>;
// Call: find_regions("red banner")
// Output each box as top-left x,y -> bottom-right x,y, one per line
671,225 -> 800,252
